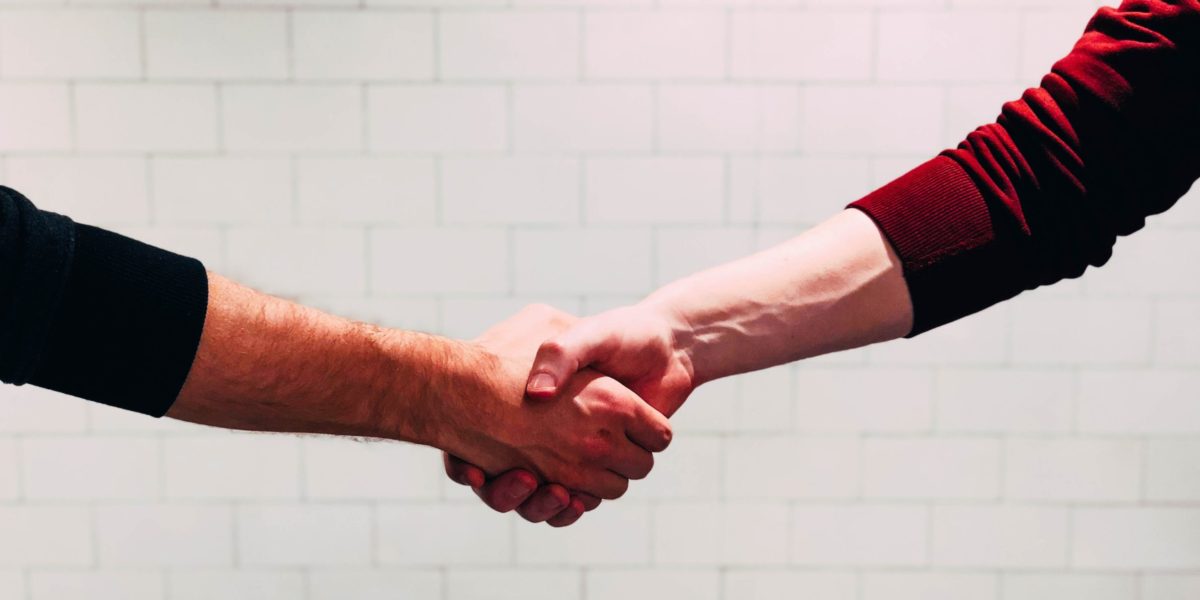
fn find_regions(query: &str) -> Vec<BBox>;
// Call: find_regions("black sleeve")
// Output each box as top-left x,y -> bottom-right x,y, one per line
0,186 -> 209,417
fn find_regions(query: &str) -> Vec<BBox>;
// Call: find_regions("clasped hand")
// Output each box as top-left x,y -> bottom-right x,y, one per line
444,303 -> 697,527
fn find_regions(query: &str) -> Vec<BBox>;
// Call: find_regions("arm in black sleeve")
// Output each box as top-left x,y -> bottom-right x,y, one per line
0,186 -> 208,417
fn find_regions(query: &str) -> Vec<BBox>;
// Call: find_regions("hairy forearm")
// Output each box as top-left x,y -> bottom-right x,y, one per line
643,209 -> 914,384
167,272 -> 485,448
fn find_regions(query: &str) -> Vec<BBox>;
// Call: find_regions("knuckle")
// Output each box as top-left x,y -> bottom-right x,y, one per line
605,478 -> 630,500
539,339 -> 568,359
580,434 -> 614,463
657,425 -> 674,451
630,454 -> 654,481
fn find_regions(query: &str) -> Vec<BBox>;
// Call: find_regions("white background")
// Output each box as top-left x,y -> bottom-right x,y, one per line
2,0 -> 1200,598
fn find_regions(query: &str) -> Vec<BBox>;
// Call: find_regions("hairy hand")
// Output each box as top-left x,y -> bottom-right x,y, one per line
441,304 -> 673,526
445,303 -> 697,526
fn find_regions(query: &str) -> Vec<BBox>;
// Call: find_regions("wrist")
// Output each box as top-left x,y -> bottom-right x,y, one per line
359,326 -> 485,449
634,294 -> 710,386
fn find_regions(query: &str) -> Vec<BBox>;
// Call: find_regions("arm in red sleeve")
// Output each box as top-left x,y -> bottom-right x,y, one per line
850,0 -> 1200,335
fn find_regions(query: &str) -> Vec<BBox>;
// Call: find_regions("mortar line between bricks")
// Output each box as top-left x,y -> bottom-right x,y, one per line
137,9 -> 147,81
67,83 -> 79,153
285,9 -> 295,82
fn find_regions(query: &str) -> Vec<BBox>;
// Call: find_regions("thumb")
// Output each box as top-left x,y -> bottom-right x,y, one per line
526,319 -> 615,400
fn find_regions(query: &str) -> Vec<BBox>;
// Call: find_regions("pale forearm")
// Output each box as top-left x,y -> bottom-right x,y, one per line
642,209 -> 913,384
167,272 -> 476,447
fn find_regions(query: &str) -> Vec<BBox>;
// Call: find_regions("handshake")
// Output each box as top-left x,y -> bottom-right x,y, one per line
435,302 -> 697,528
169,210 -> 912,528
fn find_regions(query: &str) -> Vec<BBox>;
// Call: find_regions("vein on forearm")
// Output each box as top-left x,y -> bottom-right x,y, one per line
167,272 -> 485,448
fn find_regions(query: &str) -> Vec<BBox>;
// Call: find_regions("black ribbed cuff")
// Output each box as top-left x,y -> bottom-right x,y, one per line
0,188 -> 76,387
849,156 -> 1002,337
28,224 -> 209,417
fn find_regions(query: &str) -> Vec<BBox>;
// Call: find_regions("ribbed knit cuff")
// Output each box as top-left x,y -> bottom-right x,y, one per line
848,156 -> 998,336
28,224 -> 209,417
0,188 -> 76,387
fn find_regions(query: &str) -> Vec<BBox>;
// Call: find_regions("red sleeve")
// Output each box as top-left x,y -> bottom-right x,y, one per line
849,0 -> 1200,336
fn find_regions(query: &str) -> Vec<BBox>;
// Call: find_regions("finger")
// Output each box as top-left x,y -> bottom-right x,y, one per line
606,443 -> 654,481
583,469 -> 629,501
515,484 -> 572,524
624,399 -> 674,453
474,470 -> 539,513
546,497 -> 587,528
526,319 -> 619,399
443,453 -> 486,488
576,493 -> 602,511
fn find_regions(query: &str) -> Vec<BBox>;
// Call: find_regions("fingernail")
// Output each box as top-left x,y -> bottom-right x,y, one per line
528,373 -> 556,392
507,480 -> 535,500
539,494 -> 565,512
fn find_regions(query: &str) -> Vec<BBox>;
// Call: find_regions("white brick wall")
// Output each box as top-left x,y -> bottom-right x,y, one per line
6,0 -> 1199,598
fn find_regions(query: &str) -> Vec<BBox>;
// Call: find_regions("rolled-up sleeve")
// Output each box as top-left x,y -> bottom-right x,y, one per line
0,186 -> 208,416
850,0 -> 1200,335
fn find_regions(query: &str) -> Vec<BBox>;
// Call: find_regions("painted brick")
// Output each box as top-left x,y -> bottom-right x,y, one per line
443,157 -> 579,225
0,440 -> 15,501
724,571 -> 857,600
227,227 -> 366,296
724,435 -> 859,499
791,504 -> 928,566
1078,370 -> 1200,434
795,367 -> 933,432
804,85 -> 944,154
936,368 -> 1073,433
653,501 -> 788,566
863,438 -> 1000,499
1073,508 -> 1200,569
1004,438 -> 1141,502
6,157 -> 149,225
238,504 -> 372,566
28,572 -> 162,600
513,85 -> 653,151
514,228 -> 653,294
222,85 -> 361,152
0,84 -> 71,151
95,504 -> 233,566
302,437 -> 441,500
145,11 -> 287,79
153,157 -> 291,224
1155,300 -> 1200,366
877,11 -> 1020,82
297,157 -> 436,225
441,12 -> 578,79
169,571 -> 305,600
0,507 -> 92,566
586,569 -> 718,600
446,569 -> 580,600
517,504 -> 650,565
730,157 -> 874,224
932,505 -> 1068,568
731,11 -> 873,80
1003,573 -> 1137,600
659,85 -> 801,152
586,157 -> 725,224
22,436 -> 158,500
370,227 -> 508,294
76,84 -> 218,152
1011,297 -> 1152,365
587,11 -> 725,79
164,434 -> 300,500
863,572 -> 997,600
370,85 -> 507,152
309,570 -> 443,600
293,12 -> 434,80
1146,439 -> 1200,501
0,11 -> 140,78
379,504 -> 512,566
